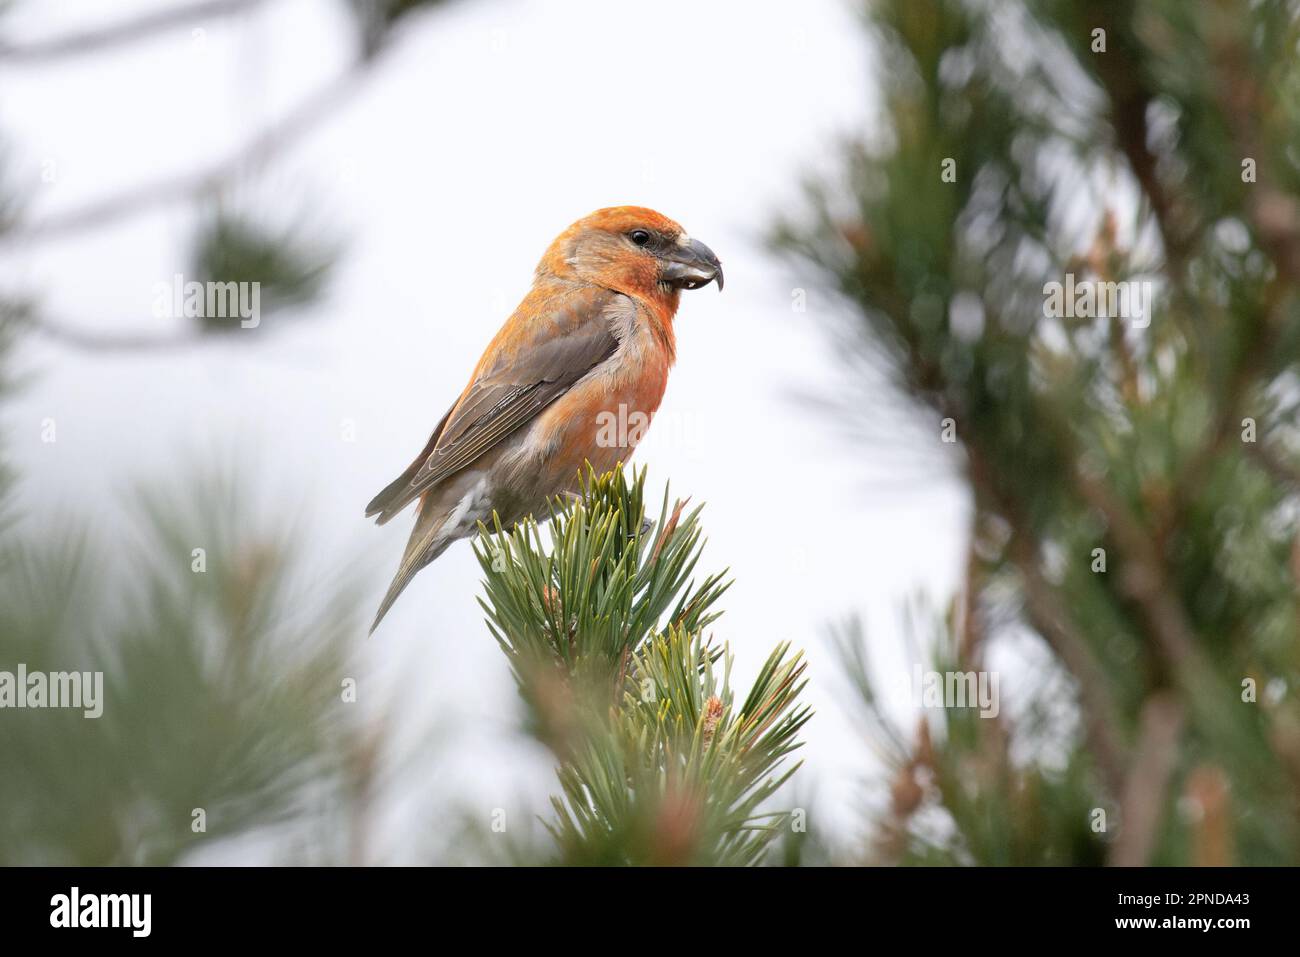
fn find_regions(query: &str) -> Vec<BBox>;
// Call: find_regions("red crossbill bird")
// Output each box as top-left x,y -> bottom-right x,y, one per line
365,206 -> 723,633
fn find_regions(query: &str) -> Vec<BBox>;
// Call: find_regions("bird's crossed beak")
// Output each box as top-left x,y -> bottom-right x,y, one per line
662,237 -> 724,292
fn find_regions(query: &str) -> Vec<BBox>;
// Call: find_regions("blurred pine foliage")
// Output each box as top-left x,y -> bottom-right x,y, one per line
774,0 -> 1300,865
0,0 -> 439,865
0,452 -> 378,864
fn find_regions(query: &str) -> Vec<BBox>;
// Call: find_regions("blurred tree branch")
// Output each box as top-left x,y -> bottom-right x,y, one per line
8,209 -> 340,349
777,0 -> 1300,865
0,0 -> 270,63
0,2 -> 447,349
3,61 -> 372,247
1109,693 -> 1185,866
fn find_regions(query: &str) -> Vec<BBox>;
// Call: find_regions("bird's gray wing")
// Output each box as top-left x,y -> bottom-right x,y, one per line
365,286 -> 625,524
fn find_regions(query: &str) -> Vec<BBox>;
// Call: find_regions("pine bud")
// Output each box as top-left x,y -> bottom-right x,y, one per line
701,695 -> 724,748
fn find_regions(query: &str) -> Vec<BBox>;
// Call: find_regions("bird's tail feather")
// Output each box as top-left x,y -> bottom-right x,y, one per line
369,504 -> 455,634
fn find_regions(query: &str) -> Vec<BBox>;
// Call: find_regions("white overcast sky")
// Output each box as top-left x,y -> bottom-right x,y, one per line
1,0 -> 971,860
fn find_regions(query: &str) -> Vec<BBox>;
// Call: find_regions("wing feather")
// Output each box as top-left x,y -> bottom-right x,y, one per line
365,287 -> 624,523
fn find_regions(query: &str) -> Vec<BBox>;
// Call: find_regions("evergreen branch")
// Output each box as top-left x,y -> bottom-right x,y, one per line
774,0 -> 1300,864
1007,527 -> 1128,793
473,467 -> 810,865
1108,693 -> 1185,866
1086,1 -> 1197,275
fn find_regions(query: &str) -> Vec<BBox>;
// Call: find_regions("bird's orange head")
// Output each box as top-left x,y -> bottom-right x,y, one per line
537,206 -> 723,308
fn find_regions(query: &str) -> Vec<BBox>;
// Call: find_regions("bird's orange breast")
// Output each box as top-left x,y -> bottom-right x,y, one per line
530,306 -> 674,488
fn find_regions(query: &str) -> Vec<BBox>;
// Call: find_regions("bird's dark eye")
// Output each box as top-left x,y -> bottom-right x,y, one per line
628,229 -> 652,247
